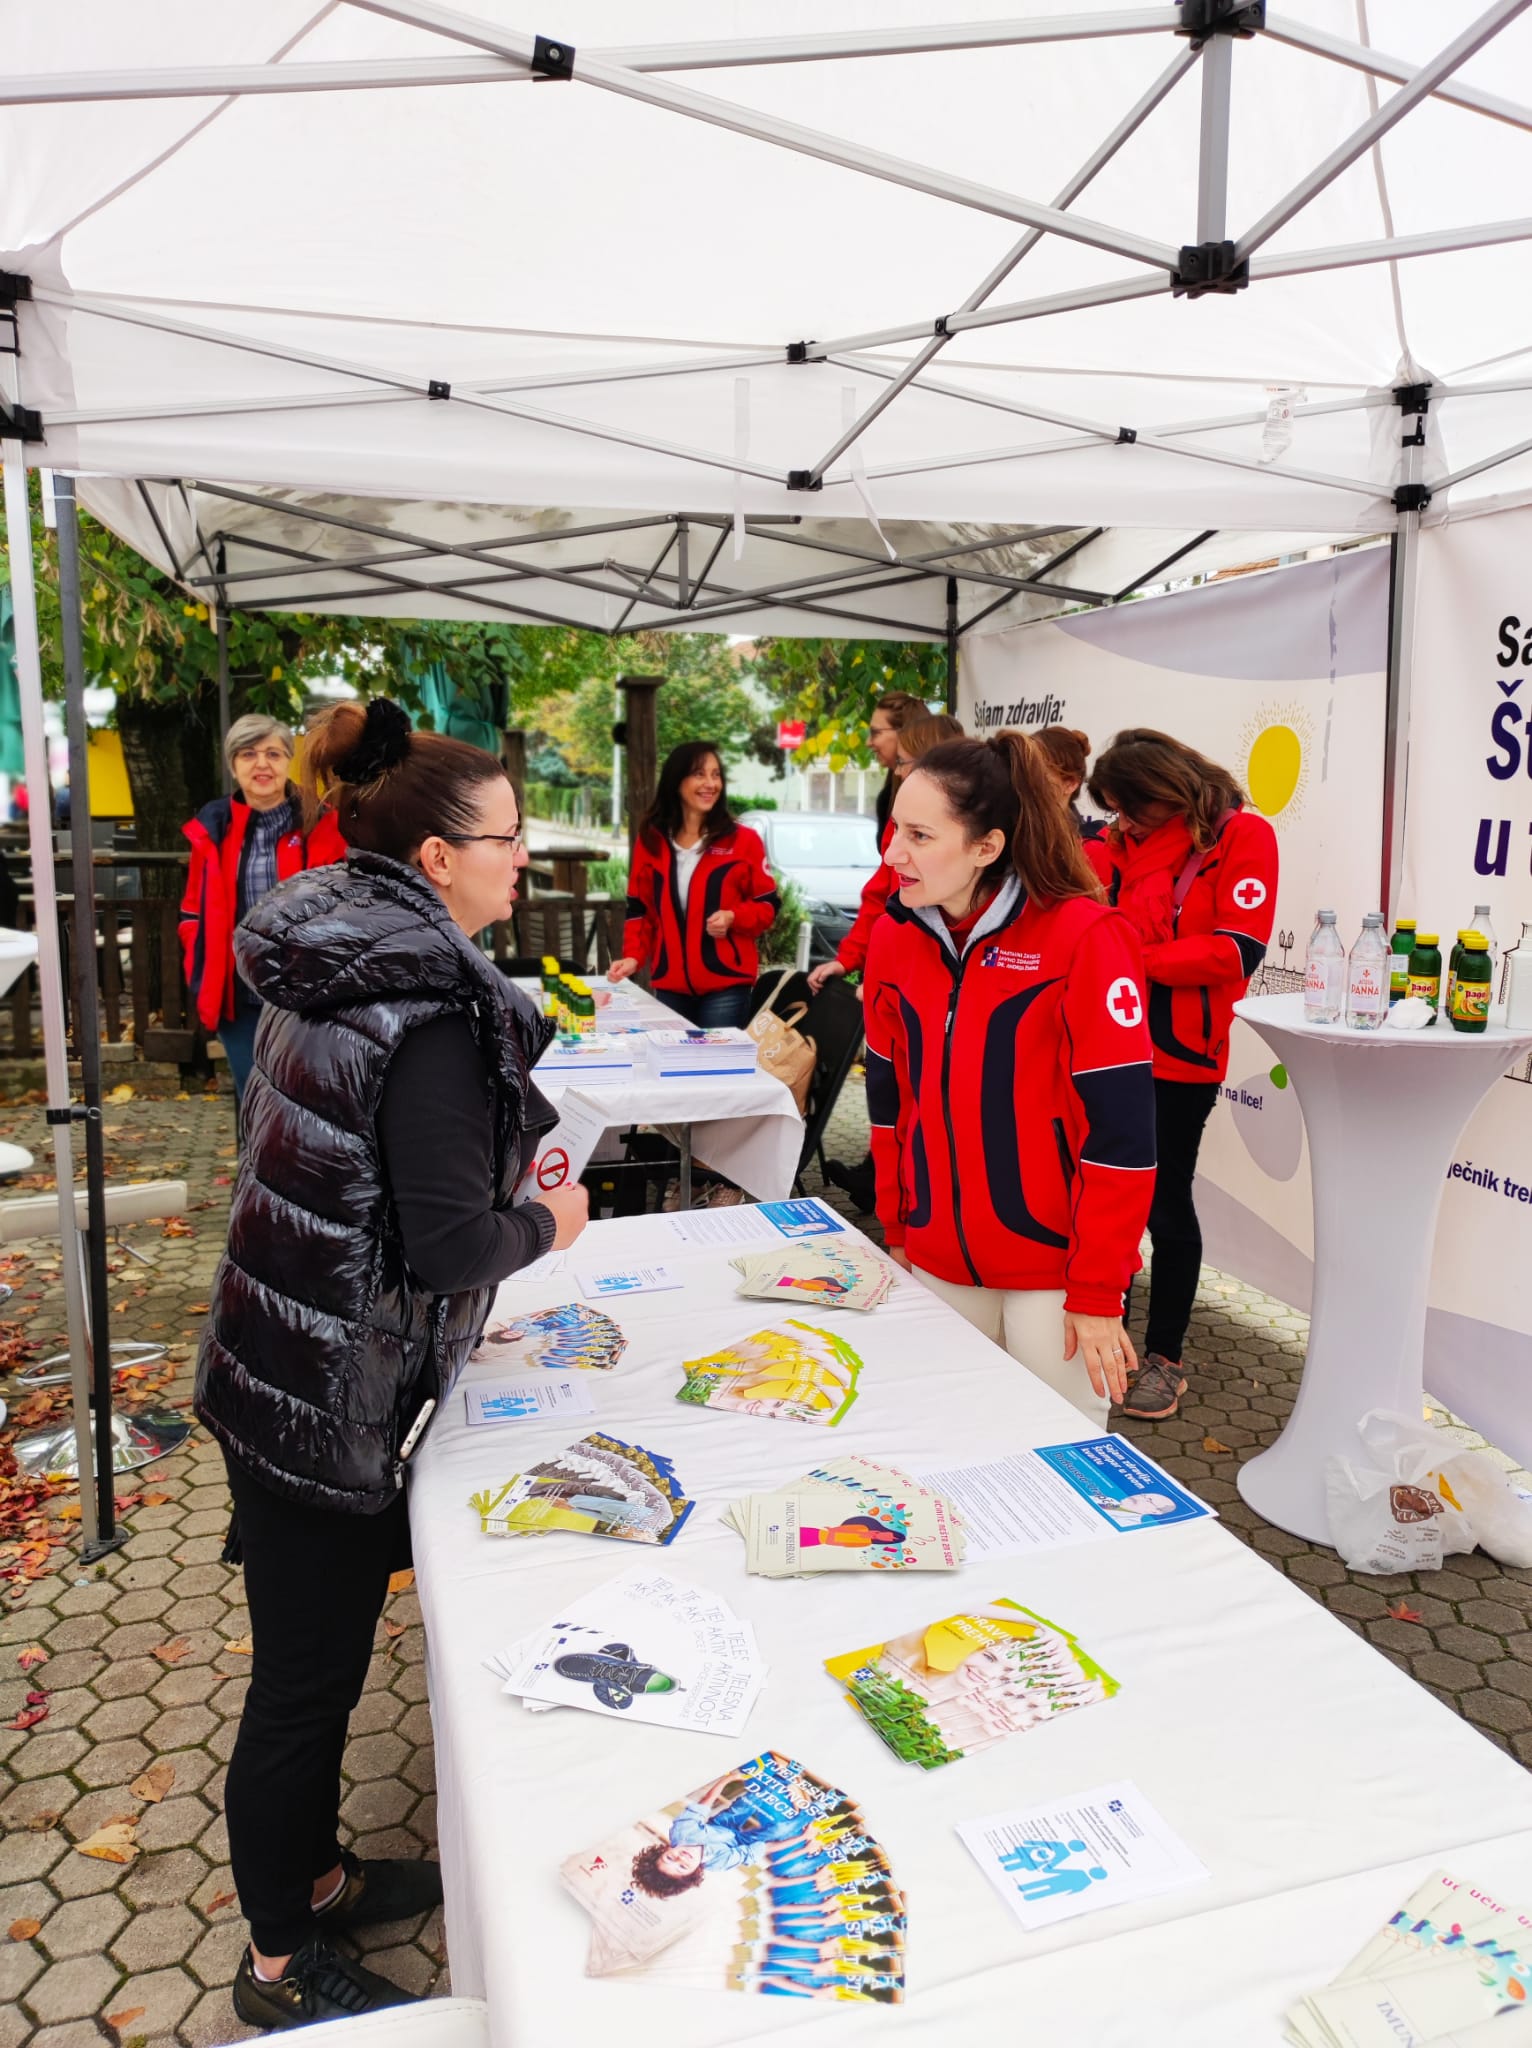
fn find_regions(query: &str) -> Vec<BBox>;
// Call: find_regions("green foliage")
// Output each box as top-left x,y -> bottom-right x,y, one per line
761,876 -> 807,968
752,637 -> 949,770
586,856 -> 629,898
540,634 -> 761,780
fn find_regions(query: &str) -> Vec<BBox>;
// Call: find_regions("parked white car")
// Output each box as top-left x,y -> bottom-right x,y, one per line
737,810 -> 882,962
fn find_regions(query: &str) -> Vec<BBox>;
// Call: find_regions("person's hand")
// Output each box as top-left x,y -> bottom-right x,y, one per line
607,957 -> 639,983
705,909 -> 735,936
886,1245 -> 912,1273
1062,1312 -> 1136,1404
807,960 -> 846,994
538,1183 -> 589,1249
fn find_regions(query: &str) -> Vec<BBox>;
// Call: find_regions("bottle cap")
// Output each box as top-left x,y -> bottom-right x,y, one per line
542,956 -> 558,970
1395,917 -> 1417,930
1463,934 -> 1490,951
1416,932 -> 1439,945
1317,908 -> 1336,920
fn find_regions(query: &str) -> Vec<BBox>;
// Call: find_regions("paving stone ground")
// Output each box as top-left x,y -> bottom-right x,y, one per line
0,1068 -> 1528,2047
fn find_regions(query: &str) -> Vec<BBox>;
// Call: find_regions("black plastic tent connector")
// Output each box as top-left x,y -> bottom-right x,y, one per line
786,341 -> 815,364
1176,0 -> 1265,43
0,402 -> 44,442
1172,241 -> 1250,298
934,315 -> 952,337
786,471 -> 823,492
1116,427 -> 1138,445
427,380 -> 451,400
1394,383 -> 1432,415
0,272 -> 32,309
1393,482 -> 1433,514
531,35 -> 574,79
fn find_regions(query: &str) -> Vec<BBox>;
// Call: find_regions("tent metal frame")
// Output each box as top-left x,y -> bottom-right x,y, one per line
9,0 -> 1532,1515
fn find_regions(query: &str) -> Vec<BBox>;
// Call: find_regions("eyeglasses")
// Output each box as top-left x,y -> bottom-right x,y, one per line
440,830 -> 524,852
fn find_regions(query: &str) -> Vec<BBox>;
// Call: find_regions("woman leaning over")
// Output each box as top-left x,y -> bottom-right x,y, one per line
864,731 -> 1156,1427
180,712 -> 345,1118
609,740 -> 778,1028
1031,724 -> 1106,842
1085,727 -> 1278,1421
196,698 -> 589,2028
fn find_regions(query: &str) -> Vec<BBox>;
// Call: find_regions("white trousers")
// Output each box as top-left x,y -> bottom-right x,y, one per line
912,1269 -> 1110,1430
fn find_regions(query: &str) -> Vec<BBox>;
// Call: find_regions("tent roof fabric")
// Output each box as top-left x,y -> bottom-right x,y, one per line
4,2 -> 1532,635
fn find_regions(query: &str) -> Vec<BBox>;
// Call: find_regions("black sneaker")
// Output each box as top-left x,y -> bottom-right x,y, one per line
315,1847 -> 444,1930
232,1937 -> 420,2030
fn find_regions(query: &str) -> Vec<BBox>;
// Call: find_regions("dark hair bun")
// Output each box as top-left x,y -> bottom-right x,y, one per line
333,698 -> 411,784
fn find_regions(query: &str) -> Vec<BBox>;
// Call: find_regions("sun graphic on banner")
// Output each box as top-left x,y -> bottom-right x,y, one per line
1238,703 -> 1314,828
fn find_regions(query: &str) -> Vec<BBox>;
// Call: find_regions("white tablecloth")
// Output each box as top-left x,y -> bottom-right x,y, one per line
408,1211 -> 1532,2045
524,979 -> 803,1202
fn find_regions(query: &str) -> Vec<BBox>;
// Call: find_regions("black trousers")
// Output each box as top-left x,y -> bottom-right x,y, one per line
660,985 -> 753,1028
223,1454 -> 409,1956
1137,1078 -> 1221,1364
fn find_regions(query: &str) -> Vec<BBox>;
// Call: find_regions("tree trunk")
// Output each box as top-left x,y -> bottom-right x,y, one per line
116,684 -> 221,898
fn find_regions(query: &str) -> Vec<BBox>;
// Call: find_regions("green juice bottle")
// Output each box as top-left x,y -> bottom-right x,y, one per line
1445,931 -> 1468,1019
539,956 -> 560,1019
1407,932 -> 1443,1023
1449,933 -> 1492,1033
1388,917 -> 1417,1006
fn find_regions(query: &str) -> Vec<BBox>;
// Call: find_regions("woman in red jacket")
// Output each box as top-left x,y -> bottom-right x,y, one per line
181,713 -> 345,1117
1085,729 -> 1279,1420
865,732 -> 1156,1426
610,743 -> 778,1027
808,712 -> 961,999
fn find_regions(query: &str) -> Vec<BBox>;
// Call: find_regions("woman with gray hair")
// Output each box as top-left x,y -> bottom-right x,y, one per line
180,713 -> 345,1115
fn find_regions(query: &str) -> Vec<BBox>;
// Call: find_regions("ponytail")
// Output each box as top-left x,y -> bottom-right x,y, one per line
912,733 -> 1103,906
302,697 -> 508,857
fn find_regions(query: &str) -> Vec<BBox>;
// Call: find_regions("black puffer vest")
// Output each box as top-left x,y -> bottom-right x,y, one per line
194,851 -> 554,1513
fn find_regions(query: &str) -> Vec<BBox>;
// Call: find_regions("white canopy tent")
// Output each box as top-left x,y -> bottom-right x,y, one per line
5,1 -> 1532,1538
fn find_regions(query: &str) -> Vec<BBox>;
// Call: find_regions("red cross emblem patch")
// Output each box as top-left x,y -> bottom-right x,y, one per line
1231,877 -> 1267,910
1107,977 -> 1143,1028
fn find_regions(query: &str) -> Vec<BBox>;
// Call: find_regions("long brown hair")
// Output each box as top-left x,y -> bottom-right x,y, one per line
639,741 -> 735,851
302,698 -> 507,857
873,689 -> 933,832
1031,725 -> 1091,796
1087,727 -> 1245,852
897,712 -> 964,761
911,732 -> 1103,907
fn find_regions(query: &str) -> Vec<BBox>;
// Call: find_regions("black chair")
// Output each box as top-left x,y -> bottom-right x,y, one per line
749,968 -> 867,1192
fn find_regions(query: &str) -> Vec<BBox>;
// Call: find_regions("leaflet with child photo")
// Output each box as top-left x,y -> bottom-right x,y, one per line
469,1433 -> 692,1546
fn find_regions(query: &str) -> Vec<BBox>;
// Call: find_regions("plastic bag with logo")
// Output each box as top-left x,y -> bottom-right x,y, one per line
1324,1409 -> 1476,1574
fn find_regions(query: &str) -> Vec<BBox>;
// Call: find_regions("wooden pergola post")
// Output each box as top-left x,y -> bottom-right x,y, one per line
616,675 -> 663,854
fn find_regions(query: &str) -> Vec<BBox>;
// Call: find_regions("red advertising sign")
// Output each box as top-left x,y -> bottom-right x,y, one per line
776,720 -> 807,751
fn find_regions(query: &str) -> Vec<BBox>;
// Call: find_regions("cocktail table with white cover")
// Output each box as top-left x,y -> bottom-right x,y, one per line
406,1208 -> 1532,2046
0,928 -> 38,1177
522,977 -> 802,1203
1233,991 -> 1532,1543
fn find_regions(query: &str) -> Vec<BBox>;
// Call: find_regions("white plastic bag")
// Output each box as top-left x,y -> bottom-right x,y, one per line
1439,1450 -> 1532,1568
1324,1410 -> 1475,1573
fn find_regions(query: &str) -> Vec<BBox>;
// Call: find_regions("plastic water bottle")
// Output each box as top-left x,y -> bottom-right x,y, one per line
1303,910 -> 1345,1024
1345,913 -> 1390,1031
1469,904 -> 1499,988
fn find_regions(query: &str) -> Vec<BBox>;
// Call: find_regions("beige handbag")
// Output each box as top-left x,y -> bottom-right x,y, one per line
748,975 -> 817,1114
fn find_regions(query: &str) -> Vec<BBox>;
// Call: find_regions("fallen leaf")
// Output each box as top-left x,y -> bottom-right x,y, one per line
16,1644 -> 48,1670
76,1820 -> 139,1865
55,1502 -> 81,1522
8,1918 -> 41,1941
383,1620 -> 406,1640
25,1690 -> 48,1706
105,2009 -> 146,2031
1388,1601 -> 1424,1624
105,1084 -> 135,1103
1202,1435 -> 1234,1455
151,1636 -> 191,1665
128,1760 -> 176,1803
223,1635 -> 253,1656
388,1569 -> 414,1594
23,1810 -> 62,1831
161,1218 -> 194,1240
9,1705 -> 48,1730
140,1492 -> 172,1507
207,1889 -> 237,1914
186,1301 -> 209,1313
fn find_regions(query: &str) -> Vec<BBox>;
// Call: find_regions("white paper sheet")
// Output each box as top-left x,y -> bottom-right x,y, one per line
576,1263 -> 685,1300
957,1779 -> 1210,1930
464,1377 -> 594,1428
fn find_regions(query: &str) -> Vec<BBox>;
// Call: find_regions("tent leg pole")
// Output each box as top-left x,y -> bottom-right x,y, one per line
3,446 -> 100,1550
55,475 -> 123,1554
945,576 -> 959,715
1197,33 -> 1232,242
1381,521 -> 1418,923
216,598 -> 232,796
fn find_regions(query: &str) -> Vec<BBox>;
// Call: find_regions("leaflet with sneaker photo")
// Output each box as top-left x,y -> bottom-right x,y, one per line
827,1599 -> 1117,1769
561,1749 -> 907,2003
484,1569 -> 765,1738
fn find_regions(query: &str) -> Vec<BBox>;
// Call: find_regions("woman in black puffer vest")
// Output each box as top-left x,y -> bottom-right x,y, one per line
196,698 -> 590,2031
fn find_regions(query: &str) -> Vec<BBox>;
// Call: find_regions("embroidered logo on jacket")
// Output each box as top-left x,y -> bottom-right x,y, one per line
979,945 -> 1042,973
1106,977 -> 1143,1027
1231,877 -> 1267,910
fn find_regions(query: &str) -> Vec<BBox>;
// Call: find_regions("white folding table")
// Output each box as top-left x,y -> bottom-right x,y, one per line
407,1206 -> 1532,2045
